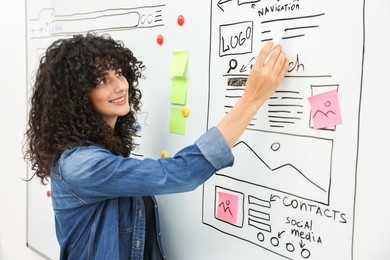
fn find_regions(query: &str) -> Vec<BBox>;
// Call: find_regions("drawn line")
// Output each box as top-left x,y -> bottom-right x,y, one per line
281,97 -> 303,100
268,115 -> 301,120
268,110 -> 292,113
55,6 -> 164,18
285,25 -> 319,31
283,34 -> 305,40
226,87 -> 245,91
261,13 -> 325,24
313,110 -> 336,118
248,218 -> 272,232
248,195 -> 271,208
269,120 -> 295,124
286,75 -> 332,78
268,104 -> 304,107
131,153 -> 144,158
276,90 -> 300,94
50,11 -> 138,23
225,95 -> 241,98
248,209 -> 271,221
261,34 -> 305,42
233,141 -> 327,192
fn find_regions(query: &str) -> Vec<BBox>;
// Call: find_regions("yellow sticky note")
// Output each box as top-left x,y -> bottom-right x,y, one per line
170,108 -> 186,135
169,51 -> 189,77
170,78 -> 188,105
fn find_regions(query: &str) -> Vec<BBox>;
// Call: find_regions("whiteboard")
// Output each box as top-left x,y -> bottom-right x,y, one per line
25,0 -> 390,259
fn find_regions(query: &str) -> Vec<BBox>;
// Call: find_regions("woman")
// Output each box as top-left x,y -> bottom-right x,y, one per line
24,33 -> 288,259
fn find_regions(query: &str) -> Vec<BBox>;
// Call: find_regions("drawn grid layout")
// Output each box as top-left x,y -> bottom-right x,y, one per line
203,0 -> 365,259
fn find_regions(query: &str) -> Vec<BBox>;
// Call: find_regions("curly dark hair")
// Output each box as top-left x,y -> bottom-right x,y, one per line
24,33 -> 142,184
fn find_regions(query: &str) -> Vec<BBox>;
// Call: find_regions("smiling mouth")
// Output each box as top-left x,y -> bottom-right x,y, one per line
109,96 -> 125,103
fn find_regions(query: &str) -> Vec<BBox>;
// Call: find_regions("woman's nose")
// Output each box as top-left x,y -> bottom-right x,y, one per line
112,77 -> 126,92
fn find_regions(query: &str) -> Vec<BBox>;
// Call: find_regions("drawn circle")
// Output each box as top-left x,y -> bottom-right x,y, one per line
228,59 -> 237,73
286,243 -> 295,252
271,142 -> 281,151
257,232 -> 265,242
301,248 -> 311,259
140,14 -> 146,24
324,100 -> 331,107
270,237 -> 279,247
147,14 -> 153,24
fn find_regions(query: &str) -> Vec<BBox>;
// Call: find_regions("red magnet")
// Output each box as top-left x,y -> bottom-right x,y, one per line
157,34 -> 164,45
46,190 -> 51,198
177,15 -> 185,26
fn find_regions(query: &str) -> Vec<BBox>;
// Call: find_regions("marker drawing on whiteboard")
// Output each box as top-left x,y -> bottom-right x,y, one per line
271,30 -> 286,51
266,30 -> 286,63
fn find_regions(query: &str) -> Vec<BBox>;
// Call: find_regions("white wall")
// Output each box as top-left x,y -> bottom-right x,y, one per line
0,0 -> 44,259
353,1 -> 390,258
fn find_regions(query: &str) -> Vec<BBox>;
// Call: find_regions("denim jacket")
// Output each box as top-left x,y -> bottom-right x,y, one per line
50,127 -> 234,259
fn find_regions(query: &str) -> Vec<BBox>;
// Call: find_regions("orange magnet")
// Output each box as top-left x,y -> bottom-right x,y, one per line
161,150 -> 169,158
182,106 -> 190,117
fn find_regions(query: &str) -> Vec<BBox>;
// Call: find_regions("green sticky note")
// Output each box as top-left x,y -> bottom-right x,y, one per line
169,51 -> 189,77
170,78 -> 188,105
170,108 -> 186,135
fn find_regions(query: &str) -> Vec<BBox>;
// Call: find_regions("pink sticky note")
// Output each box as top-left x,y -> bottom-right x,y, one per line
216,192 -> 239,225
308,89 -> 342,129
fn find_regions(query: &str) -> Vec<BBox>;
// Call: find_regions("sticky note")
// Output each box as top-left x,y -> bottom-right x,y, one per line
170,78 -> 188,105
169,108 -> 186,135
169,51 -> 189,77
216,192 -> 239,225
308,89 -> 342,129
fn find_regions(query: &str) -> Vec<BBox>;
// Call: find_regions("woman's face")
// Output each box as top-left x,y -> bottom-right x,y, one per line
89,68 -> 130,128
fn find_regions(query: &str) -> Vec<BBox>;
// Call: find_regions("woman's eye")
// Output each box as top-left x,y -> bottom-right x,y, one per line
116,70 -> 123,77
97,79 -> 106,86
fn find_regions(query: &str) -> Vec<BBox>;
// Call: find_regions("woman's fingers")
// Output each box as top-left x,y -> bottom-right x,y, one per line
272,50 -> 288,75
266,45 -> 283,68
278,57 -> 289,79
254,41 -> 274,67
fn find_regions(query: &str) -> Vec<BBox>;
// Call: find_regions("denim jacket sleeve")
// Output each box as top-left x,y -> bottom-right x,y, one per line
55,127 -> 234,204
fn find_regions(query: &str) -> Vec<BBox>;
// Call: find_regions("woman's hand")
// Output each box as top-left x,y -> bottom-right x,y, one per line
243,41 -> 289,108
217,42 -> 289,147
